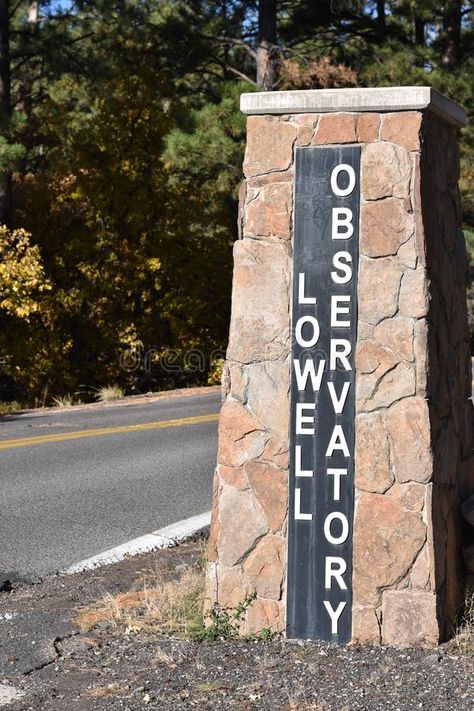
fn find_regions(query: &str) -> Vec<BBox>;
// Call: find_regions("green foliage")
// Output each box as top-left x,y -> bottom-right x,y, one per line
0,401 -> 23,415
465,230 -> 474,261
0,0 -> 472,404
7,6 -> 235,401
190,591 -> 258,642
165,82 -> 247,199
0,136 -> 25,174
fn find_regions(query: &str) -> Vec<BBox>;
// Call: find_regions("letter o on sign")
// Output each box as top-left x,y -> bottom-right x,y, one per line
331,164 -> 356,197
324,512 -> 349,545
295,315 -> 320,348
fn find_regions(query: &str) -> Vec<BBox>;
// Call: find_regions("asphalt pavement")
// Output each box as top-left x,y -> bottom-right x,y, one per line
1,365 -> 472,582
0,390 -> 220,580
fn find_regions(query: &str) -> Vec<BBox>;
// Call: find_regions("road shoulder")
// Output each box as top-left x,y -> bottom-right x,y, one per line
0,535 -> 473,710
1,385 -> 221,420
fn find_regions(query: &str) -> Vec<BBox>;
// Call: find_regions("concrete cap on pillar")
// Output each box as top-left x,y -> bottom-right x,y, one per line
240,87 -> 467,128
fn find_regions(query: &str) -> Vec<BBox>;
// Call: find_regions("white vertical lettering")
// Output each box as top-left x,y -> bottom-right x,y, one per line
295,445 -> 313,477
330,164 -> 356,197
293,358 -> 325,392
326,425 -> 350,457
298,273 -> 316,304
330,339 -> 352,371
296,403 -> 316,435
331,251 -> 352,284
331,295 -> 351,328
295,316 -> 320,348
327,468 -> 347,501
323,512 -> 349,544
323,600 -> 346,634
331,207 -> 354,240
295,488 -> 312,521
325,557 -> 348,590
327,381 -> 350,414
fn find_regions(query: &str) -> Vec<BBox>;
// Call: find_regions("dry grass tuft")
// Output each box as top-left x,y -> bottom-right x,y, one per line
52,393 -> 83,408
196,681 -> 221,694
95,384 -> 125,402
86,683 -> 130,698
74,567 -> 204,638
153,645 -> 182,668
452,585 -> 474,656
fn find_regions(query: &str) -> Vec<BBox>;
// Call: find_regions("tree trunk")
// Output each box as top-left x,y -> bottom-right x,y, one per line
0,0 -> 11,227
414,16 -> 425,46
440,0 -> 461,68
376,0 -> 386,38
28,1 -> 39,24
256,0 -> 277,91
18,1 -> 39,117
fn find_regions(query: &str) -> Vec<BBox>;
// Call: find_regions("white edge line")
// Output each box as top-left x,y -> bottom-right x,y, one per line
62,511 -> 211,575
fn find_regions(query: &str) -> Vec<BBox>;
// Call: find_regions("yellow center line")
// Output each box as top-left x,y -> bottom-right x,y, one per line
0,413 -> 219,451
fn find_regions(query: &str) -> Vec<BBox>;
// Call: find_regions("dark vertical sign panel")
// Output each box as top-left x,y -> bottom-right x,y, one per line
287,145 -> 360,643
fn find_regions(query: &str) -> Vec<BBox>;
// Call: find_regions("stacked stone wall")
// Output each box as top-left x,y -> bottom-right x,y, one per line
422,114 -> 474,635
207,107 -> 474,644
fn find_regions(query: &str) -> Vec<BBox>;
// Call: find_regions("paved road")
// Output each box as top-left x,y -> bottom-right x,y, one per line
0,390 -> 220,580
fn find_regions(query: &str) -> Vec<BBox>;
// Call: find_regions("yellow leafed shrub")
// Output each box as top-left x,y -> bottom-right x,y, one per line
0,226 -> 50,320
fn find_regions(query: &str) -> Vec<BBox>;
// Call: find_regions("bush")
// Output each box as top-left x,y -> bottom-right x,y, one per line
207,358 -> 224,387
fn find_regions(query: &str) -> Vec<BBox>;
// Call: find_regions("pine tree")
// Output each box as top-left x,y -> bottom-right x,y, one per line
0,0 -> 12,226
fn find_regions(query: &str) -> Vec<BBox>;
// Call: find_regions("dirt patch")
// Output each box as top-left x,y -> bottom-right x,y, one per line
0,539 -> 473,710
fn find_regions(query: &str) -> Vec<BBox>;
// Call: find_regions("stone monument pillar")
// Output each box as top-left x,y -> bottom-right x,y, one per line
207,87 -> 474,647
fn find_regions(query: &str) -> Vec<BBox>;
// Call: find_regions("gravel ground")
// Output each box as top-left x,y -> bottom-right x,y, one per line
0,538 -> 472,710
